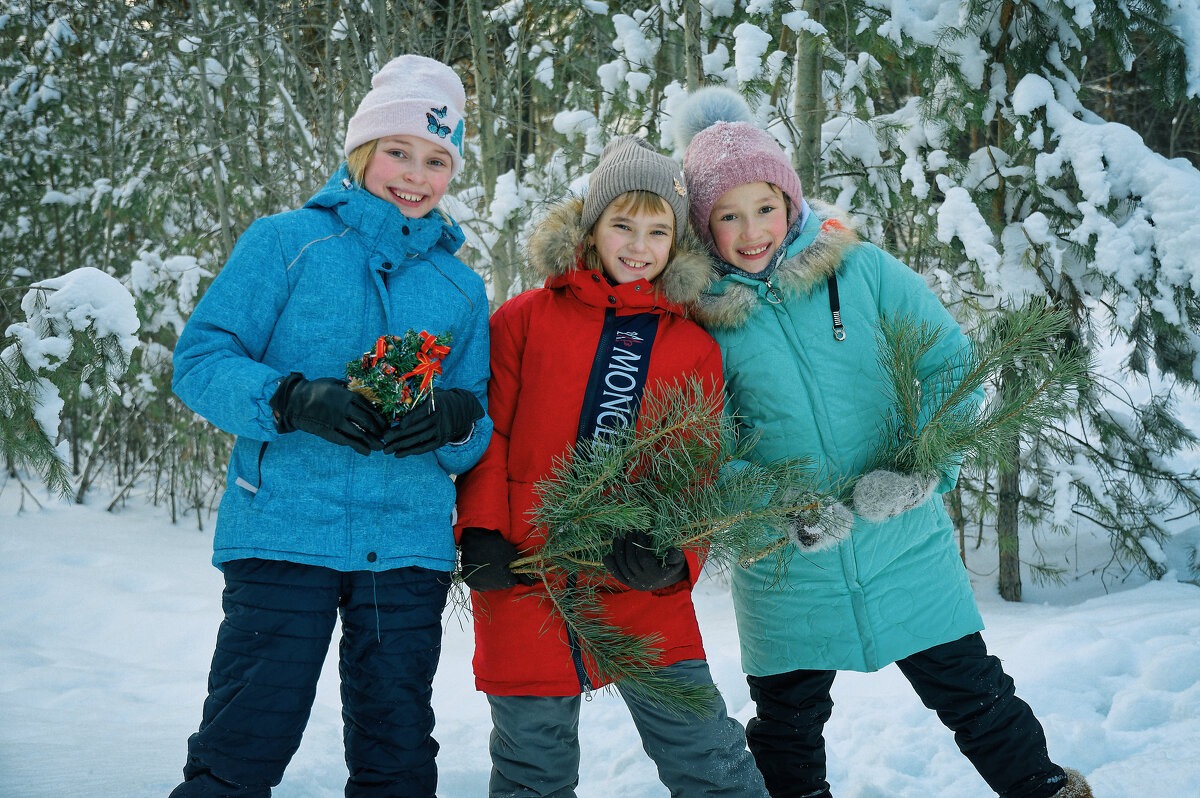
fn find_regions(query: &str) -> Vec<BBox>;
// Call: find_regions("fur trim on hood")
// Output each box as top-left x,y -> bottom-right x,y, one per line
693,201 -> 860,330
525,196 -> 715,307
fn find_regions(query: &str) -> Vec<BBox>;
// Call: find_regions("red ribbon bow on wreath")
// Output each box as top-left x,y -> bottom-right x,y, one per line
368,337 -> 388,367
401,330 -> 451,394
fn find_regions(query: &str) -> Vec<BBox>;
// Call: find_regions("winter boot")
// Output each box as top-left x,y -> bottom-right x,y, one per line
1050,768 -> 1094,798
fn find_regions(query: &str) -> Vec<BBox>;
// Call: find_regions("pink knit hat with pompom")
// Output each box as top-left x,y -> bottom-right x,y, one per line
676,88 -> 803,249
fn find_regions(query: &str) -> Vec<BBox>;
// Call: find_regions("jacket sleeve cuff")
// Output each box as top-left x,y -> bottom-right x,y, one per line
446,421 -> 475,447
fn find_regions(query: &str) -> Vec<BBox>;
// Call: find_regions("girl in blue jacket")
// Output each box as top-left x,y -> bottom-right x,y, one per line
169,54 -> 491,798
673,87 -> 1092,798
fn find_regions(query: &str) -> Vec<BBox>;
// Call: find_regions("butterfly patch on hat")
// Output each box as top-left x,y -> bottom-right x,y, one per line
427,106 -> 451,139
450,119 -> 464,156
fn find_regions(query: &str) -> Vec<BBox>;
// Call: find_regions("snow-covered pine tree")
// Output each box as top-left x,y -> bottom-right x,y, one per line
517,0 -> 1200,591
459,0 -> 711,309
792,0 -> 1200,591
1,2 -> 176,500
1,269 -> 138,501
2,1 -> 476,510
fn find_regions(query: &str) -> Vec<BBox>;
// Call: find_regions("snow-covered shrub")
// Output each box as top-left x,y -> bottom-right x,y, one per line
1,268 -> 138,497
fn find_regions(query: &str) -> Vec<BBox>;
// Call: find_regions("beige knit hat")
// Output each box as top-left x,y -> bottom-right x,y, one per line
343,54 -> 466,177
581,136 -> 690,233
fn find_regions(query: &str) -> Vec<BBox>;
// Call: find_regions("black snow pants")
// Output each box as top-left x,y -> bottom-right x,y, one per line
744,633 -> 1068,798
170,558 -> 450,798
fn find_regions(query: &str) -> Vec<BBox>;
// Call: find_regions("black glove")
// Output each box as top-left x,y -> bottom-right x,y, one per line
603,530 -> 687,592
270,373 -> 387,456
382,388 -> 484,458
459,527 -> 535,591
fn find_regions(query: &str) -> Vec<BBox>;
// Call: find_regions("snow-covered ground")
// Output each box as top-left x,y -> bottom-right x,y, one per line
1,483 -> 1198,798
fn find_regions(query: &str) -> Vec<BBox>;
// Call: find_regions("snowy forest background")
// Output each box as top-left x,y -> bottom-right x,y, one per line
5,0 -> 1200,600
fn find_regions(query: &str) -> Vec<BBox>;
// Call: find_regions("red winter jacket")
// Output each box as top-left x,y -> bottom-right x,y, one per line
454,197 -> 723,696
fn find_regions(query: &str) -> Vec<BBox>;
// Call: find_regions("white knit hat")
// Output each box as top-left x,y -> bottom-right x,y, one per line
343,54 -> 467,177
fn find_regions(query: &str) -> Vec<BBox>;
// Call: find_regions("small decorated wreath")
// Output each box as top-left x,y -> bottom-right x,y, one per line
346,329 -> 452,422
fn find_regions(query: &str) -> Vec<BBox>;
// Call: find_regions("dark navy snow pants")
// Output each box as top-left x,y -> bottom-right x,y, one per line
170,558 -> 450,798
745,633 -> 1068,798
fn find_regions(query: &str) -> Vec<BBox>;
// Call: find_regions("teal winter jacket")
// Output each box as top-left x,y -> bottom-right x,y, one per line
694,204 -> 983,675
173,165 -> 492,573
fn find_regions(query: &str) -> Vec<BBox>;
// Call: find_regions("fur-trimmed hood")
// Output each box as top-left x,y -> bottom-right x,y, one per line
525,195 -> 715,308
692,201 -> 860,330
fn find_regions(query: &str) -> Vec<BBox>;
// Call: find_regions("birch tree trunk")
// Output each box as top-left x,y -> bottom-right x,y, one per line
466,0 -> 512,308
467,0 -> 498,198
683,2 -> 703,92
195,22 -> 234,258
792,0 -> 823,193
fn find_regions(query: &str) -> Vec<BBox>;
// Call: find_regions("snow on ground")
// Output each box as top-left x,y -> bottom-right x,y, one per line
1,483 -> 1198,797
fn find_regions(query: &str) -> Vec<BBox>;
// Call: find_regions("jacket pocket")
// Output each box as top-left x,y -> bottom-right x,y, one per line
232,441 -> 270,495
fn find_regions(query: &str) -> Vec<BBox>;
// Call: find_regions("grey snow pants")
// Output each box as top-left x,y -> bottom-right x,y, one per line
485,658 -> 769,797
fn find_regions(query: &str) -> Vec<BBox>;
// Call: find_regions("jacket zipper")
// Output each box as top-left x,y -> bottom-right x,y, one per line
563,574 -> 594,693
763,276 -> 784,304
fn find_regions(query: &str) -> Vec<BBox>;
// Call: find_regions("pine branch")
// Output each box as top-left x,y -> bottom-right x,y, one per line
538,574 -> 720,718
866,301 -> 1091,481
495,378 -> 845,715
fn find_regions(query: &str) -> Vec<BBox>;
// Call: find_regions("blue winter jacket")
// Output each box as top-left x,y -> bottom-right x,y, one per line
172,165 -> 492,573
694,204 -> 984,674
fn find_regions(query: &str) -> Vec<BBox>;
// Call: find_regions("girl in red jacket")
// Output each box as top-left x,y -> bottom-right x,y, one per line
454,137 -> 769,797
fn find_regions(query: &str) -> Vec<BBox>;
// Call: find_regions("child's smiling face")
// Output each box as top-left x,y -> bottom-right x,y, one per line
363,135 -> 453,218
708,182 -> 790,273
588,199 -> 675,285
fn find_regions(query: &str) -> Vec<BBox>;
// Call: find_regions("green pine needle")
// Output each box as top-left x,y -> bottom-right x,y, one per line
502,378 -> 844,715
538,578 -> 720,717
867,300 -> 1091,480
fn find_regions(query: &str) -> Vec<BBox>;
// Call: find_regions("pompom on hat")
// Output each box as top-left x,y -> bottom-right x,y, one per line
674,86 -> 804,248
581,135 -> 691,235
344,54 -> 467,177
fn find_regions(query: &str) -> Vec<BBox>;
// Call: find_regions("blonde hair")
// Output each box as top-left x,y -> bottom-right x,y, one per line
584,190 -> 677,274
346,140 -> 378,186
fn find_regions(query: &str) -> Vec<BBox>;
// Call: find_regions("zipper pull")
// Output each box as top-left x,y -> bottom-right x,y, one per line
764,277 -> 783,305
827,274 -> 846,341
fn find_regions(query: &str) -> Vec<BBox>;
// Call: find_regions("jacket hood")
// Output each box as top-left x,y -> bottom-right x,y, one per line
693,200 -> 860,330
525,195 -> 714,307
304,164 -> 466,259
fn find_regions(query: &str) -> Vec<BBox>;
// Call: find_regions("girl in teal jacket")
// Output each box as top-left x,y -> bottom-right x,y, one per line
674,87 -> 1092,798
168,55 -> 488,798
